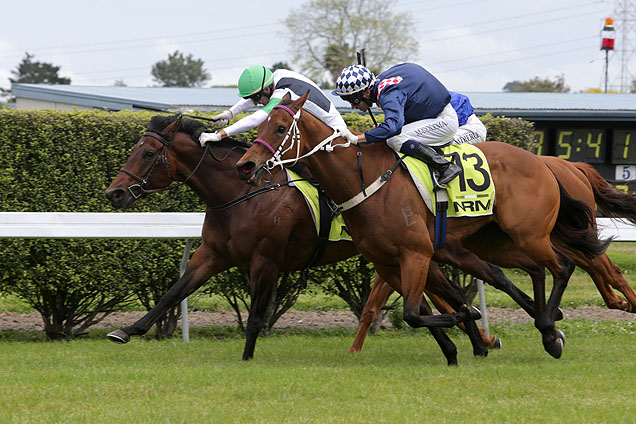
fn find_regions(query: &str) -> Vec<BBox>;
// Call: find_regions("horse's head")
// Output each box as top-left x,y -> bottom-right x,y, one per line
105,114 -> 195,209
236,92 -> 310,186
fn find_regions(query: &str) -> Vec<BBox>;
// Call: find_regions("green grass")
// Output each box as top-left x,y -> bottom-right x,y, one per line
0,321 -> 635,423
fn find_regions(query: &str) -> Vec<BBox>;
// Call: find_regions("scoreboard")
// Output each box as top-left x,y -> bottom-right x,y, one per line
530,123 -> 636,192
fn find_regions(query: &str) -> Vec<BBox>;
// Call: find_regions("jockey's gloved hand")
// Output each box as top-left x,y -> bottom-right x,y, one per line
211,110 -> 232,127
340,128 -> 359,145
199,131 -> 222,147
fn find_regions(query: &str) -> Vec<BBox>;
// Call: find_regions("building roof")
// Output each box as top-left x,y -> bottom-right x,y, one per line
11,83 -> 636,121
464,92 -> 636,121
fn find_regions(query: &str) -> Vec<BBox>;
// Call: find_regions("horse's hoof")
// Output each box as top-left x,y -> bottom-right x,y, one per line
447,357 -> 459,367
473,349 -> 488,358
491,336 -> 502,350
556,329 -> 565,346
546,337 -> 564,359
555,308 -> 564,321
107,329 -> 130,344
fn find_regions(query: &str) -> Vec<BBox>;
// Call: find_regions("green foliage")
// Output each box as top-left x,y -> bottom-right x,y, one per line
284,0 -> 418,85
0,109 -> 204,338
310,255 -> 375,319
151,50 -> 210,87
204,267 -> 308,331
480,112 -> 537,151
8,52 -> 71,85
503,74 -> 570,92
271,61 -> 291,72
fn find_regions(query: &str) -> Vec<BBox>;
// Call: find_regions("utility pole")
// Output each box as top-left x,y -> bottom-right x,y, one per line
612,0 -> 636,93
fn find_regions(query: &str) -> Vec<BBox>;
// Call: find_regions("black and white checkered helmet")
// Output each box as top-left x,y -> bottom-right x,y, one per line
332,65 -> 376,96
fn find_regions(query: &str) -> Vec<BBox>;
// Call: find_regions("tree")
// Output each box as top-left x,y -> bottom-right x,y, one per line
283,0 -> 419,86
151,50 -> 210,87
7,52 -> 71,86
271,61 -> 292,72
630,78 -> 636,94
503,74 -> 570,93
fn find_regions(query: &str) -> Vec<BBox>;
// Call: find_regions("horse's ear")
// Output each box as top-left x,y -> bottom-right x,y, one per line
281,92 -> 292,104
164,114 -> 183,136
291,91 -> 310,110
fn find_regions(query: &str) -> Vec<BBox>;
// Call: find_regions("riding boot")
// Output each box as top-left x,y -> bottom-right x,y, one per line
400,140 -> 461,186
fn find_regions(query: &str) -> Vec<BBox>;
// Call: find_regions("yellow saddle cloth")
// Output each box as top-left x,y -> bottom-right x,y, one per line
402,144 -> 496,217
285,169 -> 352,241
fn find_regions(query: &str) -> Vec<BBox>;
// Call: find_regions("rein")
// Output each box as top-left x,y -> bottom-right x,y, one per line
208,178 -> 307,211
122,130 -> 307,211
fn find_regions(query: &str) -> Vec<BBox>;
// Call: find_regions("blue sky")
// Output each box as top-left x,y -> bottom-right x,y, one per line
1,0 -> 629,92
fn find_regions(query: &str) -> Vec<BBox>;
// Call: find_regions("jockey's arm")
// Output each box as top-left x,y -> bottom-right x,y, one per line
219,97 -> 283,138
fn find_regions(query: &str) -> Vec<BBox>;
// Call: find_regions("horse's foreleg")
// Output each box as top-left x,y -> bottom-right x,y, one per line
425,262 -> 489,357
242,257 -> 280,361
348,274 -> 393,354
108,245 -> 227,344
419,297 -> 459,366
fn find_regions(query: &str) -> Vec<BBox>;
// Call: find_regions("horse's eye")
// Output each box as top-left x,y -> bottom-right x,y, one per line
276,125 -> 286,134
143,151 -> 155,159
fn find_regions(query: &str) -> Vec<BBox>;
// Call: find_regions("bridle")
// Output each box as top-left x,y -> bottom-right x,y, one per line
254,105 -> 349,172
120,130 -> 208,199
253,104 -> 404,213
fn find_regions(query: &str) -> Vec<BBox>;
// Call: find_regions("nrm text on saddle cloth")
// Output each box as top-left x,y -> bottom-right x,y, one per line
404,144 -> 496,217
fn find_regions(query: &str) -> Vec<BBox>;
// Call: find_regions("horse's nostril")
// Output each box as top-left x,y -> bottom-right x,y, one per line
238,161 -> 255,177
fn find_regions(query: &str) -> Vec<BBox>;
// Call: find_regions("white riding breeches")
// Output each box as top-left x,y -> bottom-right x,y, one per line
452,114 -> 487,145
386,103 -> 459,152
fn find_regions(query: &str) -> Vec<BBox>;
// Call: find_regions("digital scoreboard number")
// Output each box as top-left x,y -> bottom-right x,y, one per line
611,129 -> 636,164
554,128 -> 605,163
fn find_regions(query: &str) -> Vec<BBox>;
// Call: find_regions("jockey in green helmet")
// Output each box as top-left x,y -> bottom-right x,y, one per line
199,65 -> 357,146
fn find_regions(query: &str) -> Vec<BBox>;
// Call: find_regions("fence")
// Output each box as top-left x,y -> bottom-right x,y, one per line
0,213 -> 633,340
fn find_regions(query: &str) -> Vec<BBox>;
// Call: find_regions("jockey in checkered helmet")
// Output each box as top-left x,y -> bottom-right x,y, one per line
333,62 -> 462,187
332,65 -> 376,107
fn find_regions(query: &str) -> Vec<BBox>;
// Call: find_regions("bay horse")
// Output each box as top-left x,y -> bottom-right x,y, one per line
348,156 -> 636,353
236,93 -> 608,359
104,114 -> 521,362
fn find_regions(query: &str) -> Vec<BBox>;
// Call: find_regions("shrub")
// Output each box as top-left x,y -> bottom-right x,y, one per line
0,109 -> 203,338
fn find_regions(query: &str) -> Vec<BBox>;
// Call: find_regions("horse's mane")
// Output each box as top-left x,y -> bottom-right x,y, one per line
147,114 -> 251,150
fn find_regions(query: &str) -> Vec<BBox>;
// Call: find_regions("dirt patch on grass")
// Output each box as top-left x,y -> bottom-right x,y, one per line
0,306 -> 633,332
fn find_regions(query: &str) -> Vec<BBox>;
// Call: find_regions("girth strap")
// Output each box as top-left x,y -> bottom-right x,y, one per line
304,187 -> 339,268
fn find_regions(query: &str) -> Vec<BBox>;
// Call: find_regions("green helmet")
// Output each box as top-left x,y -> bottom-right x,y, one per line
238,66 -> 274,98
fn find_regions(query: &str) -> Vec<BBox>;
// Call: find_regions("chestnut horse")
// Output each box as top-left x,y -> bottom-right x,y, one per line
105,114 -> 520,362
348,156 -> 636,353
236,93 -> 608,360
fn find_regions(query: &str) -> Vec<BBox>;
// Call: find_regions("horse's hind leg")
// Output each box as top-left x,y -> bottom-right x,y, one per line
108,245 -> 228,343
243,256 -> 280,360
348,274 -> 393,353
576,253 -> 636,312
528,249 -> 573,359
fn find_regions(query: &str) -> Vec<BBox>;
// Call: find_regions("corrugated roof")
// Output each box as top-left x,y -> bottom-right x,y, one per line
11,83 -> 636,121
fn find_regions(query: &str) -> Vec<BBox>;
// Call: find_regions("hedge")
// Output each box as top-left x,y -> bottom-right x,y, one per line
0,108 -> 534,339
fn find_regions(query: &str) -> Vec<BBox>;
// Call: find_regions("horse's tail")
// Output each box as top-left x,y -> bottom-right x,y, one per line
572,162 -> 636,226
551,177 -> 611,259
